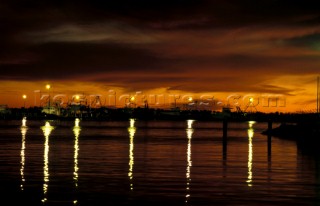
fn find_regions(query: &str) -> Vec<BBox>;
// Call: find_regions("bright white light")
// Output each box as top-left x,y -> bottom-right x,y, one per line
22,117 -> 27,127
130,118 -> 135,128
75,118 -> 80,127
187,119 -> 195,129
248,121 -> 256,128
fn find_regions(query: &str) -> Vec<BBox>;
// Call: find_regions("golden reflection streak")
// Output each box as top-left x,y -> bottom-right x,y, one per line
20,117 -> 27,190
73,118 -> 81,186
128,118 -> 136,191
41,121 -> 54,203
247,121 -> 255,187
73,118 -> 81,205
186,120 -> 194,203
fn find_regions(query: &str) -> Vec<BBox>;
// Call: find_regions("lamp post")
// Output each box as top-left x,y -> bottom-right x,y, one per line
188,97 -> 193,110
22,95 -> 27,108
75,95 -> 81,118
130,96 -> 135,108
46,84 -> 51,107
46,84 -> 51,114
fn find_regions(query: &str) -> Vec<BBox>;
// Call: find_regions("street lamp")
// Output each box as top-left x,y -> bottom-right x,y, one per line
22,95 -> 27,108
46,84 -> 51,114
130,96 -> 135,108
46,84 -> 51,107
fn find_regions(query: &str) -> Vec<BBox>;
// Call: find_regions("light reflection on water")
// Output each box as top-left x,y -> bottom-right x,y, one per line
73,118 -> 81,205
128,118 -> 136,191
185,119 -> 194,204
0,119 -> 319,205
247,121 -> 255,187
40,121 -> 54,203
20,122 -> 27,190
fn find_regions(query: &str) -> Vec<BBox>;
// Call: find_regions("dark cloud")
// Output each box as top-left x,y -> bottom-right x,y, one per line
284,33 -> 320,50
2,0 -> 320,31
1,0 -> 320,86
1,39 -> 320,83
257,84 -> 295,95
0,42 -> 177,80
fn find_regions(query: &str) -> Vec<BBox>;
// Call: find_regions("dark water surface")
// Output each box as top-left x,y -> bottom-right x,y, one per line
0,119 -> 319,206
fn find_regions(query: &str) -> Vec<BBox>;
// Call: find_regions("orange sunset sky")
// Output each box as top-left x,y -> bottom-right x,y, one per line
0,1 -> 319,112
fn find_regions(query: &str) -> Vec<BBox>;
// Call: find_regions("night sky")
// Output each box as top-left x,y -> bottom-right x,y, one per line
1,0 -> 320,112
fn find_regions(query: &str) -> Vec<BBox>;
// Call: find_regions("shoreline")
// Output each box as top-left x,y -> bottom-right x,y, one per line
1,106 -> 319,122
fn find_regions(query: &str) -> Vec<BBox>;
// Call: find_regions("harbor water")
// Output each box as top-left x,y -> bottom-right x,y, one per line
0,119 -> 319,205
